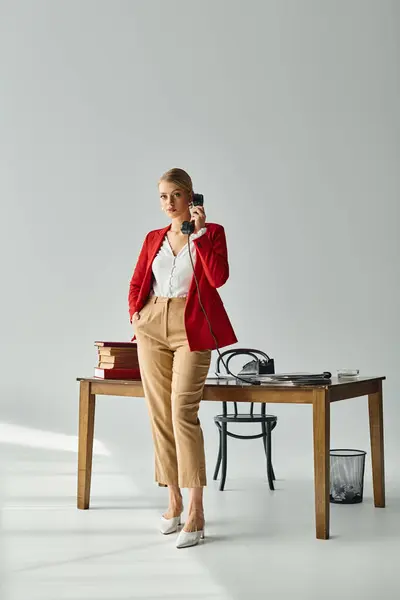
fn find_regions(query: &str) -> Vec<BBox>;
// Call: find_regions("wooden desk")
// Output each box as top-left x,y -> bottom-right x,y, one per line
76,376 -> 385,540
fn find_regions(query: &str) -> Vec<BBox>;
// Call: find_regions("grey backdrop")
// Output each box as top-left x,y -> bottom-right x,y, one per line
1,0 -> 399,485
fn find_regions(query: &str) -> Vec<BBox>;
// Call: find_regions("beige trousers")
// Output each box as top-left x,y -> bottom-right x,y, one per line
135,296 -> 211,488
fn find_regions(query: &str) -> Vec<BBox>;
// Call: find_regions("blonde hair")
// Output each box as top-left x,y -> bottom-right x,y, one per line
158,168 -> 193,196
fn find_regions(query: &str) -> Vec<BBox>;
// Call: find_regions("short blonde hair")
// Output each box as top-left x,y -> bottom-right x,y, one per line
158,168 -> 193,196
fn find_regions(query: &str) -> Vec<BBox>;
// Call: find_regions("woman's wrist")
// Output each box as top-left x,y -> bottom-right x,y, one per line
191,226 -> 207,240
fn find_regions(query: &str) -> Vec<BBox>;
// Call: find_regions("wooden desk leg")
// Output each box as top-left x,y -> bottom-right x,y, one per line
368,381 -> 385,507
77,381 -> 96,509
313,389 -> 330,540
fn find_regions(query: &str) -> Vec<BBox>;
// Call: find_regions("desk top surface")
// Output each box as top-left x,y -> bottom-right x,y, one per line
77,375 -> 385,390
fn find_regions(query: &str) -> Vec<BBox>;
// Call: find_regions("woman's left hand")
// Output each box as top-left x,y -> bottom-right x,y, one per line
190,204 -> 206,233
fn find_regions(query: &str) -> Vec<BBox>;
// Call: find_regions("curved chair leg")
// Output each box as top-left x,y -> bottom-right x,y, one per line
266,425 -> 276,480
269,424 -> 276,480
266,423 -> 275,489
219,423 -> 228,491
213,425 -> 222,480
262,422 -> 274,490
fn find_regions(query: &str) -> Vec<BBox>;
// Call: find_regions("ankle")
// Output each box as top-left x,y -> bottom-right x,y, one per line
168,497 -> 183,512
168,486 -> 182,502
170,494 -> 183,504
188,505 -> 204,516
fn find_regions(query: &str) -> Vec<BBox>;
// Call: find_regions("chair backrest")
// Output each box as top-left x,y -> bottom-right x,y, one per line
215,348 -> 273,416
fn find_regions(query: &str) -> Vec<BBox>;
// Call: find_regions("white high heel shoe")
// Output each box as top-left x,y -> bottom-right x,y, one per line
160,513 -> 182,535
176,525 -> 205,549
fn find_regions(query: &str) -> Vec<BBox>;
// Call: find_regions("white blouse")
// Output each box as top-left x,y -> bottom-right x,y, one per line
151,228 -> 207,298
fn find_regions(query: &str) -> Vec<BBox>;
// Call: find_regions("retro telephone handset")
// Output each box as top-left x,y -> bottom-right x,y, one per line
181,192 -> 261,385
181,193 -> 204,234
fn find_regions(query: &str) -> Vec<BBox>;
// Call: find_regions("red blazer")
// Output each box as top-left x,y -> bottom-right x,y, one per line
128,223 -> 237,351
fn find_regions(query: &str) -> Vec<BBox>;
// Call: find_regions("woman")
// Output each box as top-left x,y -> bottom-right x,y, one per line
128,168 -> 237,548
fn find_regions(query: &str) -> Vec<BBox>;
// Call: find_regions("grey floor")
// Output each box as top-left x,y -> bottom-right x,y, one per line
1,446 -> 399,600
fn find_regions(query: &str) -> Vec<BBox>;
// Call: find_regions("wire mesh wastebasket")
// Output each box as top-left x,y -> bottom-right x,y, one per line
330,449 -> 367,504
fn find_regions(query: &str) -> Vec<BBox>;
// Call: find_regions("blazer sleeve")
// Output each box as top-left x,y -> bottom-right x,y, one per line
193,225 -> 229,288
128,234 -> 149,321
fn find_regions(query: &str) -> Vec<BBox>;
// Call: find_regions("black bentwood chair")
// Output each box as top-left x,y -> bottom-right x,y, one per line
212,348 -> 278,491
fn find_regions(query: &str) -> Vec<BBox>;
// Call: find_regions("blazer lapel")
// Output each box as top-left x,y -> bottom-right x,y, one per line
137,227 -> 170,308
148,226 -> 170,265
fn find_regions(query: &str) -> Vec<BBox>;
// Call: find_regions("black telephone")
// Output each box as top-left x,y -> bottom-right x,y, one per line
181,193 -> 204,234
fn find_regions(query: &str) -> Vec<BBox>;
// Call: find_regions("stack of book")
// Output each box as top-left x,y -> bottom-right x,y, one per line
94,341 -> 141,379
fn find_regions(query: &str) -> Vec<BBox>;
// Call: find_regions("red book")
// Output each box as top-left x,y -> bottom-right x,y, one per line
98,347 -> 138,356
94,367 -> 141,380
95,341 -> 138,348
